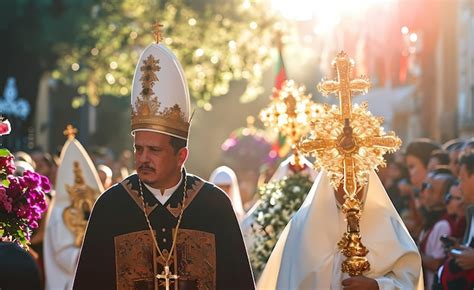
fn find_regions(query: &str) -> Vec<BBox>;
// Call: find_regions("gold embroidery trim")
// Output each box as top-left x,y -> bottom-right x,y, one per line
121,179 -> 158,216
167,179 -> 204,218
114,229 -> 216,290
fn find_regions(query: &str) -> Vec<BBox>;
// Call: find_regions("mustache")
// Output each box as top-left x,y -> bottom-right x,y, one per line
138,164 -> 155,171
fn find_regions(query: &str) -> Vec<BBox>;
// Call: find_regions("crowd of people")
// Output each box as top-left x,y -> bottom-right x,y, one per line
374,138 -> 474,290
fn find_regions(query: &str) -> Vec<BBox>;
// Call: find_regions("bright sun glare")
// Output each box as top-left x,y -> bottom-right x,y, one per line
271,0 -> 393,22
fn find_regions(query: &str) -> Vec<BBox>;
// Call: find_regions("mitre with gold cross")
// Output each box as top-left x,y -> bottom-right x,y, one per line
55,125 -> 104,247
130,21 -> 191,140
299,52 -> 401,276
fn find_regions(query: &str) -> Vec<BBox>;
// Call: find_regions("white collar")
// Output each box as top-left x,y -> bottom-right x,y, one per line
143,174 -> 183,205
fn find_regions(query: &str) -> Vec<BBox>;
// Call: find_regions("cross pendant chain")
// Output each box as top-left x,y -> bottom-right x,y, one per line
156,265 -> 179,290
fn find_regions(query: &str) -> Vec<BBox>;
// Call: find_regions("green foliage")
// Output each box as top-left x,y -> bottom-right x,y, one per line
249,172 -> 313,277
0,149 -> 9,157
52,0 -> 277,107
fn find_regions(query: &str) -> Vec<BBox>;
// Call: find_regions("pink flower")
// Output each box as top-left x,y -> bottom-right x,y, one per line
0,119 -> 11,136
0,186 -> 13,212
0,154 -> 15,175
0,119 -> 51,248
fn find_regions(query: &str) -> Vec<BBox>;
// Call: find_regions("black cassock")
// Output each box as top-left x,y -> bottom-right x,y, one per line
73,170 -> 255,290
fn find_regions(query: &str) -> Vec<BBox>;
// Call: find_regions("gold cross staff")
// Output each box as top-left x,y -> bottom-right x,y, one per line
299,51 -> 401,276
156,265 -> 178,290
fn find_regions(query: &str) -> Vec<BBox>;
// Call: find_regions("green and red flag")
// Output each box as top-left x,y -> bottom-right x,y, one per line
274,48 -> 287,91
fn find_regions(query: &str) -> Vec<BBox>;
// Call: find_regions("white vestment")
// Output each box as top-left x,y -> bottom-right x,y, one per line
43,138 -> 103,290
44,203 -> 80,290
258,171 -> 424,290
241,155 -> 318,257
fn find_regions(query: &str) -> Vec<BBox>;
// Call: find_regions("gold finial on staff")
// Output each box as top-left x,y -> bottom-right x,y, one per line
317,51 -> 370,120
153,20 -> 164,44
63,124 -> 78,140
299,51 -> 401,277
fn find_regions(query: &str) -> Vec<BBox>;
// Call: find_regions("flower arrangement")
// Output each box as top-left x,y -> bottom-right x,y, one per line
0,118 -> 50,249
249,172 -> 313,277
221,125 -> 278,173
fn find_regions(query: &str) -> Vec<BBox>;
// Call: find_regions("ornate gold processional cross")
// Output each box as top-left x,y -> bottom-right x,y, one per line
156,265 -> 179,290
259,80 -> 321,169
299,51 -> 401,276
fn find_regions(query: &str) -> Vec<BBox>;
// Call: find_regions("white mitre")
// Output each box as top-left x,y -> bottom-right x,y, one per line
131,42 -> 191,140
44,135 -> 103,290
258,170 -> 423,290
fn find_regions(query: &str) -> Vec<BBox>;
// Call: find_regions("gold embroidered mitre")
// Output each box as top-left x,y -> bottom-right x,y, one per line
131,41 -> 191,140
55,128 -> 104,247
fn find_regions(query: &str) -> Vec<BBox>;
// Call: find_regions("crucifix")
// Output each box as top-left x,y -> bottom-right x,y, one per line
299,51 -> 401,276
153,20 -> 164,44
63,124 -> 78,140
156,265 -> 179,290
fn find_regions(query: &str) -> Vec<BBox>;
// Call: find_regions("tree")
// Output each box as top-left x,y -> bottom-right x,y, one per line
52,0 -> 277,108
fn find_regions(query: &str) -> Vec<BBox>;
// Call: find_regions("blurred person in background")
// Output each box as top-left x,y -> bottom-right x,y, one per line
209,166 -> 246,221
401,139 -> 441,238
380,153 -> 410,214
438,151 -> 474,289
443,139 -> 465,178
418,169 -> 456,289
428,150 -> 451,172
97,164 -> 113,190
462,139 -> 474,153
444,182 -> 466,240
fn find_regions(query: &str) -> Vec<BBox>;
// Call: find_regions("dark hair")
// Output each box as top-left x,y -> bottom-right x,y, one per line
459,151 -> 474,176
405,139 -> 441,167
430,167 -> 455,187
430,149 -> 450,166
442,139 -> 465,152
169,136 -> 187,154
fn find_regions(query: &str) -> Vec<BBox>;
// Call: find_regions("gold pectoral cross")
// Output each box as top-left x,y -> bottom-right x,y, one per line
156,265 -> 179,290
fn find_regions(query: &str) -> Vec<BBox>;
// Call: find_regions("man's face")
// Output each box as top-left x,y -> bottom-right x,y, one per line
459,164 -> 474,205
133,131 -> 187,189
406,155 -> 427,189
